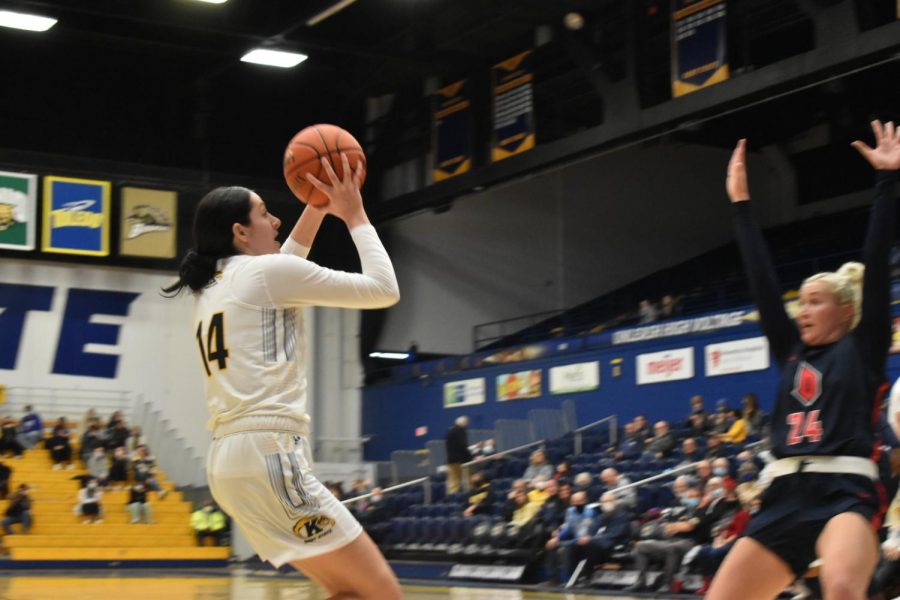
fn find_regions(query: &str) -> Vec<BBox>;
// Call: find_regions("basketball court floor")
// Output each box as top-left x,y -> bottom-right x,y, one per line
0,570 -> 665,600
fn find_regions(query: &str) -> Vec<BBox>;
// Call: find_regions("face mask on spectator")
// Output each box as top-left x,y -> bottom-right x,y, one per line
713,467 -> 728,477
708,488 -> 724,499
683,497 -> 700,509
740,472 -> 756,483
749,506 -> 760,515
371,495 -> 383,503
88,483 -> 97,490
601,502 -> 616,513
573,504 -> 585,514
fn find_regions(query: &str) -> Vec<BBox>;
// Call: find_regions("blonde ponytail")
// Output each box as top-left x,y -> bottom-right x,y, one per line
803,261 -> 864,328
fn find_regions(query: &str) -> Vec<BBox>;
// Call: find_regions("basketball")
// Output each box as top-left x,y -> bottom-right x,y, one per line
283,124 -> 367,207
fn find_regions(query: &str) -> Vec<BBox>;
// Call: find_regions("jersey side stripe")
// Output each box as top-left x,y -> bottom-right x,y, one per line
284,308 -> 297,361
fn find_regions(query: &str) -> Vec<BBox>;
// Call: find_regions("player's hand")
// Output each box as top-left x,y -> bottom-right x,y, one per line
727,139 -> 750,202
307,154 -> 368,227
852,120 -> 900,171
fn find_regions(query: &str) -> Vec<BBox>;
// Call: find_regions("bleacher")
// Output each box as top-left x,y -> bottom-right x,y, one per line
0,424 -> 228,567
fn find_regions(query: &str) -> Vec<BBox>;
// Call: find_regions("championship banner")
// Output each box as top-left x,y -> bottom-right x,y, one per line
497,369 -> 542,401
444,378 -> 486,409
705,336 -> 770,377
119,187 -> 177,258
549,361 -> 600,395
491,51 -> 535,162
671,0 -> 729,97
0,171 -> 37,251
432,79 -> 472,182
636,347 -> 694,385
42,176 -> 111,256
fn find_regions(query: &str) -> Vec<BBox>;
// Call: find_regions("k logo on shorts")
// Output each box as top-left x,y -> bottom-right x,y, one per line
293,514 -> 336,543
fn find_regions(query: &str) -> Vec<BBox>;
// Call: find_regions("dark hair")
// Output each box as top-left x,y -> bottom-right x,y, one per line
742,393 -> 759,415
162,186 -> 253,296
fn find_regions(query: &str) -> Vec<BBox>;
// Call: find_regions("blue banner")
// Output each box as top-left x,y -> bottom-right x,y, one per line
42,176 -> 111,256
671,0 -> 729,97
491,51 -> 535,162
432,79 -> 472,182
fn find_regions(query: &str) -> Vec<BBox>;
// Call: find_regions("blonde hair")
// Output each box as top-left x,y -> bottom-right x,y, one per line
803,262 -> 864,329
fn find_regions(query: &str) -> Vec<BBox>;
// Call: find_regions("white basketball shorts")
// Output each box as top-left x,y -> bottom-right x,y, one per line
207,430 -> 362,567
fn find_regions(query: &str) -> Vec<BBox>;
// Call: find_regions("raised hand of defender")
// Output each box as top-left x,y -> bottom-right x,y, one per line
726,138 -> 750,203
307,153 -> 368,226
852,120 -> 900,171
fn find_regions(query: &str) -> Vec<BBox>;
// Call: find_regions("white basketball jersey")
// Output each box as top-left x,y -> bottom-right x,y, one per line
191,225 -> 399,433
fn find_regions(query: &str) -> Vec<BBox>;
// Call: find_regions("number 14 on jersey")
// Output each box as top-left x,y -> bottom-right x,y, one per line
196,312 -> 229,376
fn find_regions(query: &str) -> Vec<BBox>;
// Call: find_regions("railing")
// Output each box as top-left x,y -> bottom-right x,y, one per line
2,386 -> 135,424
459,437 -> 550,492
473,309 -> 566,350
573,415 -> 618,456
341,476 -> 432,507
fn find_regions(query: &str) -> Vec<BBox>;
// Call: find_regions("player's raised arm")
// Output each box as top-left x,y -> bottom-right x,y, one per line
728,139 -> 799,365
851,120 -> 900,364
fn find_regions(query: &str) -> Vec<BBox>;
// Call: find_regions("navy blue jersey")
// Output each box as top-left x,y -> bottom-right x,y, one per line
733,171 -> 897,459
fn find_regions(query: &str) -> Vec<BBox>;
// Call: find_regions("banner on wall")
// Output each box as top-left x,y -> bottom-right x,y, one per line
497,370 -> 542,401
0,171 -> 37,251
42,176 -> 111,256
549,361 -> 600,395
491,50 -> 535,163
613,310 -> 747,345
671,0 -> 729,97
119,187 -> 178,258
444,378 -> 486,409
637,347 -> 694,385
705,336 -> 770,377
432,79 -> 472,182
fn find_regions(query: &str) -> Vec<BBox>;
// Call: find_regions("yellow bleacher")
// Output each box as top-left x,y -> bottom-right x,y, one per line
1,435 -> 229,563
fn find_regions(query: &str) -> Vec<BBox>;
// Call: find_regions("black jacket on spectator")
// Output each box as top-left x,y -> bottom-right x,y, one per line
5,491 -> 30,518
445,425 -> 472,464
646,432 -> 676,458
617,434 -> 645,460
128,487 -> 148,504
539,495 -> 569,529
0,463 -> 10,499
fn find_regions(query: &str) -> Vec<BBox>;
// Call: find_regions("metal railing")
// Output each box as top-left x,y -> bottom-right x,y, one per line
341,475 -> 432,507
574,415 -> 618,456
459,437 -> 550,491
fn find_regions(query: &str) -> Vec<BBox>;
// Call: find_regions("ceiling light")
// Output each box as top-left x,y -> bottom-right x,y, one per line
369,352 -> 410,360
0,10 -> 57,32
192,0 -> 228,4
240,49 -> 307,68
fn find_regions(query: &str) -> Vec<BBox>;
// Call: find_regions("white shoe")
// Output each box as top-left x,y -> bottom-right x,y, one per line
788,581 -> 813,600
66,464 -> 75,470
130,519 -> 139,524
95,519 -> 103,524
82,519 -> 90,524
52,464 -> 62,471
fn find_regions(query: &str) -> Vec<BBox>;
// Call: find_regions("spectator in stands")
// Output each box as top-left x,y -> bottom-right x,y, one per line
538,479 -> 570,529
718,409 -> 749,444
0,416 -> 24,458
690,483 -> 753,595
711,457 -> 734,486
81,408 -> 101,435
126,426 -> 148,456
107,410 -> 125,432
106,420 -> 131,452
645,421 -> 676,459
127,481 -> 153,524
356,487 -> 393,529
462,472 -> 493,517
2,484 -> 31,534
671,475 -> 692,506
741,393 -> 766,436
444,416 -> 472,494
16,405 -> 43,450
679,438 -> 703,465
79,423 -> 105,465
48,417 -> 74,470
573,472 -> 595,500
638,299 -> 658,324
659,294 -> 679,319
349,479 -> 372,498
0,460 -> 9,500
705,435 -> 727,459
75,477 -> 103,524
327,482 -> 344,500
694,460 -> 713,488
711,400 -> 731,434
633,415 -> 651,440
544,491 -> 598,586
614,422 -> 645,461
132,445 -> 167,499
583,492 -> 633,579
192,501 -> 227,546
600,468 -> 636,513
687,395 -> 710,430
626,487 -> 706,593
522,449 -> 554,482
107,447 -> 130,489
507,488 -> 542,527
87,447 -> 109,487
527,476 -> 552,507
552,460 -> 571,482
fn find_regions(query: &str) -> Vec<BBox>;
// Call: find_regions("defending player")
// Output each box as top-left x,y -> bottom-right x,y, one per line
707,122 -> 900,600
164,154 -> 402,599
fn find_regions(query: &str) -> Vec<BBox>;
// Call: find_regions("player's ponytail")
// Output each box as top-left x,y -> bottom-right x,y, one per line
803,261 -> 864,329
162,186 -> 253,296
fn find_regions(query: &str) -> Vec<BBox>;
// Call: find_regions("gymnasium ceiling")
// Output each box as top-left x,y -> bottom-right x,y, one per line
0,0 -> 899,211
